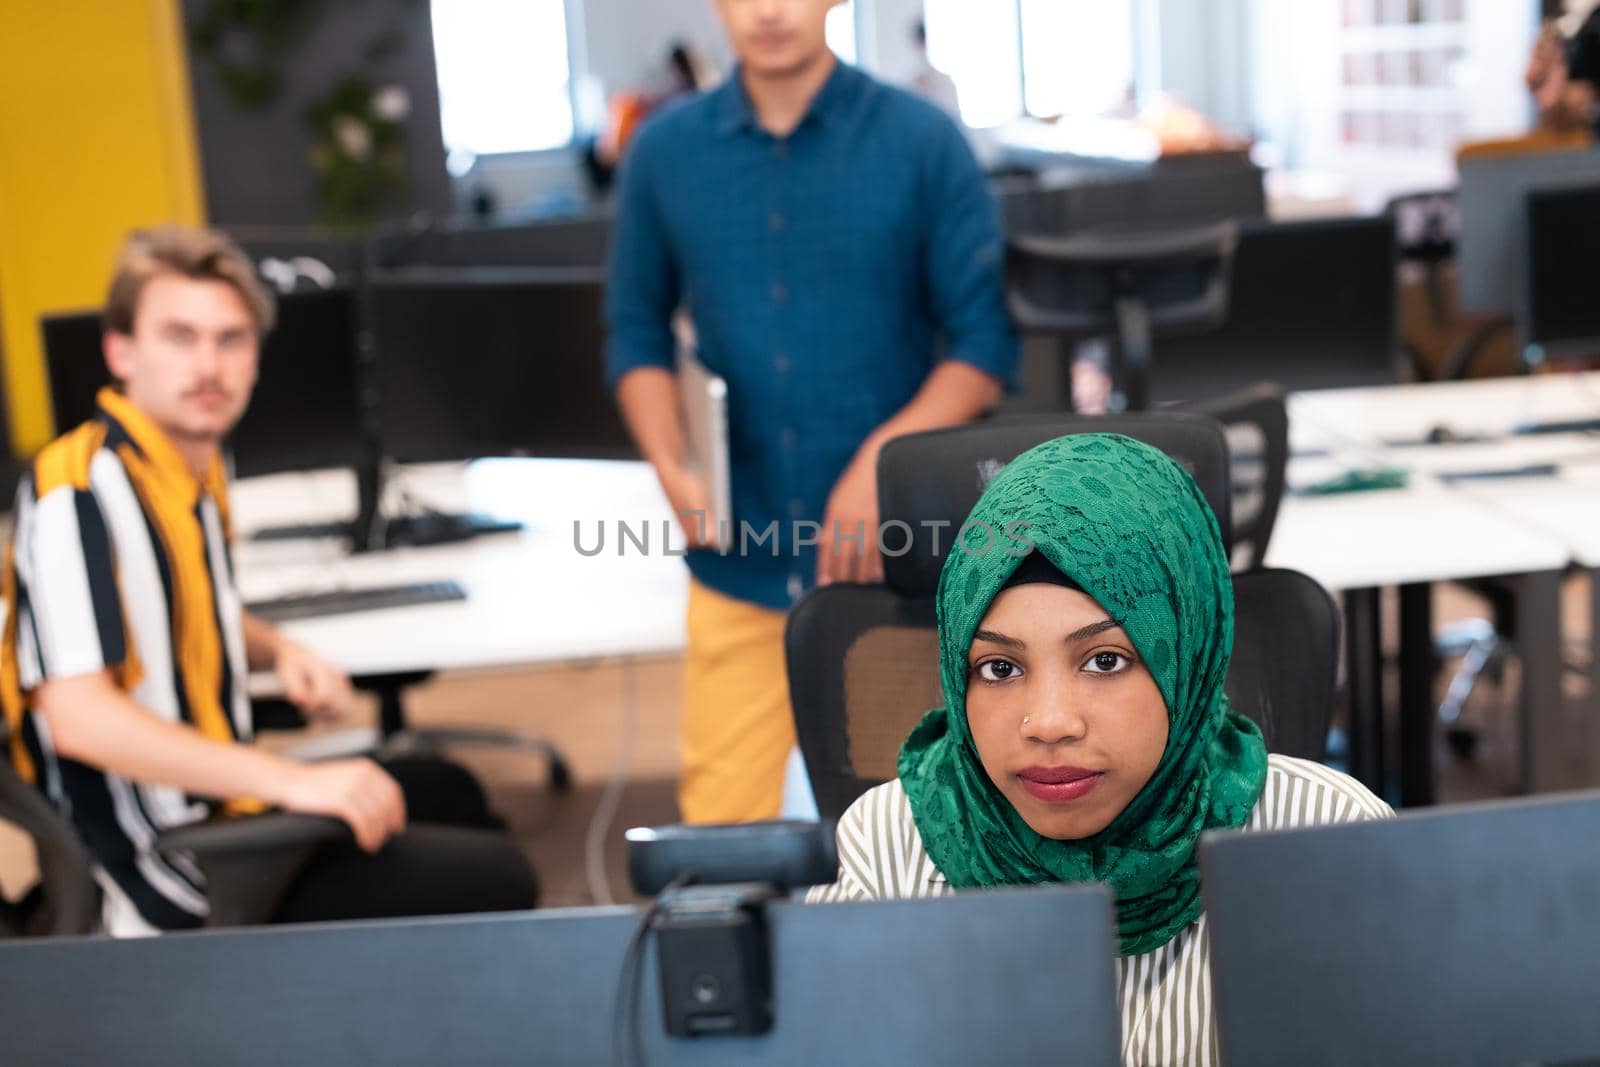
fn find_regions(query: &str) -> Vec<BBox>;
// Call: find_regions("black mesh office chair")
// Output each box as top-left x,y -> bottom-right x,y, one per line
786,414 -> 1341,822
1186,383 -> 1289,571
0,728 -> 351,936
0,729 -> 98,936
0,729 -> 535,936
1006,222 -> 1239,411
1384,189 -> 1516,381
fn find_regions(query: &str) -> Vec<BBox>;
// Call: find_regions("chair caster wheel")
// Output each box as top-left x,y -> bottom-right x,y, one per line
549,755 -> 573,793
1445,727 -> 1479,760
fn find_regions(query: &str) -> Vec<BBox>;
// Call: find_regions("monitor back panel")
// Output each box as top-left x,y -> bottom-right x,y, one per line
1149,215 -> 1399,402
1458,147 -> 1600,316
0,886 -> 1120,1066
1521,180 -> 1600,360
1202,792 -> 1600,1067
373,269 -> 634,462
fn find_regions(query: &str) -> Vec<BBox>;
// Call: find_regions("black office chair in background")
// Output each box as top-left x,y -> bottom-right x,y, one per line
785,413 -> 1340,822
0,722 -> 541,937
1005,222 -> 1238,411
0,730 -> 98,937
0,728 -> 359,937
1185,382 -> 1289,571
1385,188 -> 1517,381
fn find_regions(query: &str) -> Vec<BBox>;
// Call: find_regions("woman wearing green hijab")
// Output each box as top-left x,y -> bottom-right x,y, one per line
808,434 -> 1390,1067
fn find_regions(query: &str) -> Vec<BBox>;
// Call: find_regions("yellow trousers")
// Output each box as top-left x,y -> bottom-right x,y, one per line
679,578 -> 796,824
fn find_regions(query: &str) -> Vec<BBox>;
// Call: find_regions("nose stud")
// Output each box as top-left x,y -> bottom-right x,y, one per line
1022,716 -> 1030,725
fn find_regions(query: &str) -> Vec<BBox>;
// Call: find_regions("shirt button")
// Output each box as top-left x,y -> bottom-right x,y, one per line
789,498 -> 805,518
781,427 -> 797,448
769,212 -> 786,232
774,353 -> 791,374
775,142 -> 789,160
771,282 -> 789,303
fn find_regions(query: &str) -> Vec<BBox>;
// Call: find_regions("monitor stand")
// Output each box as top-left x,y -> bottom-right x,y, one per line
246,455 -> 522,551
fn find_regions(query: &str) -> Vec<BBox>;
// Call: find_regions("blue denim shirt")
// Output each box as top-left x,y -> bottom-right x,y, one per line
605,61 -> 1017,609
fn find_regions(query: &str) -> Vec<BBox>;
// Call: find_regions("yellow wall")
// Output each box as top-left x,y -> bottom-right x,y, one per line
0,0 -> 204,456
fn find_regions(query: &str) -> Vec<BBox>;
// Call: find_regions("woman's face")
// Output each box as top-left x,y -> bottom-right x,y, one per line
965,583 -> 1169,840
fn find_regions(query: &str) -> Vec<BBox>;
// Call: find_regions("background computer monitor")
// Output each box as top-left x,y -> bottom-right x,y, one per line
371,267 -> 635,463
372,213 -> 613,271
1519,180 -> 1600,365
41,289 -> 366,479
1148,215 -> 1400,402
1456,146 -> 1600,316
39,310 -> 105,435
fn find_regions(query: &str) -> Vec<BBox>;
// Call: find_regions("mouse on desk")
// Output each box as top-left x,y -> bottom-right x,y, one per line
1426,424 -> 1468,444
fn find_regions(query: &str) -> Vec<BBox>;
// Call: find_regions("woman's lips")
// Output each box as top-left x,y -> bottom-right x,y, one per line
1016,766 -> 1102,804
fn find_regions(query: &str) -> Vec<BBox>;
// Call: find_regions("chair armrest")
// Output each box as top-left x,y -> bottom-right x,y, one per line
154,813 -> 351,928
155,812 -> 349,859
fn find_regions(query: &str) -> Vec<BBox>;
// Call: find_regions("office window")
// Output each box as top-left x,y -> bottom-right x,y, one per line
431,0 -> 575,157
1019,0 -> 1136,117
827,0 -> 859,64
925,0 -> 1145,126
923,0 -> 1023,127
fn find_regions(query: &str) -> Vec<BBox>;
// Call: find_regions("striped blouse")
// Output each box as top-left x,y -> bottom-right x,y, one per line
806,754 -> 1392,1067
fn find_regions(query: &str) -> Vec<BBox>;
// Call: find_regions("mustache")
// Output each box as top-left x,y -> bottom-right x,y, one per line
183,382 -> 232,400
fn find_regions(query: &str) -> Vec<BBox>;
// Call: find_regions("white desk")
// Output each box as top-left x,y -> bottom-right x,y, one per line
1277,374 -> 1600,797
1288,372 -> 1600,447
231,459 -> 688,680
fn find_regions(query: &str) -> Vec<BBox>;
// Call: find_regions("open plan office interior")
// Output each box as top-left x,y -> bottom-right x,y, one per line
3,1 -> 1600,1063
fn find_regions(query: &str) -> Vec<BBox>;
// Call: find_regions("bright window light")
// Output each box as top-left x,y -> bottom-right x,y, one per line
431,0 -> 574,156
1019,0 -> 1136,117
827,0 -> 858,64
923,0 -> 1024,127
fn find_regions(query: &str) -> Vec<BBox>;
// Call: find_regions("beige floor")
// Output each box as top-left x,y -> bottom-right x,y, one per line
3,574 -> 1596,910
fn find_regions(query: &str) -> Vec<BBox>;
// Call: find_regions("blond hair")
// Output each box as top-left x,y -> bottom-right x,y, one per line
103,225 -> 275,336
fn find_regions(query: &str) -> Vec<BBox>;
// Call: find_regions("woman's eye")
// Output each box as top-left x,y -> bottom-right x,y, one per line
976,659 -> 1020,682
1085,651 -> 1130,675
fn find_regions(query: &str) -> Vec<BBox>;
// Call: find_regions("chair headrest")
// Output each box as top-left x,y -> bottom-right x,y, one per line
876,413 -> 1232,597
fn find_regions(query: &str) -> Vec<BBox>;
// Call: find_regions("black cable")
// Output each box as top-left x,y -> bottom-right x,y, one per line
610,873 -> 694,1067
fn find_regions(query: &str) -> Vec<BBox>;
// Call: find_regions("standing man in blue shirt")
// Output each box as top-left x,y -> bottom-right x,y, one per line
605,0 -> 1017,824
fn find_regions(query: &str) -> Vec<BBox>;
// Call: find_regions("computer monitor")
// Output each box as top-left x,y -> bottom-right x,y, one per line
39,309 -> 105,435
0,886 -> 1121,1065
39,289 -> 366,479
1201,792 -> 1600,1067
1519,180 -> 1600,365
373,214 -> 613,270
1457,146 -> 1600,316
371,266 -> 635,463
1147,215 -> 1400,402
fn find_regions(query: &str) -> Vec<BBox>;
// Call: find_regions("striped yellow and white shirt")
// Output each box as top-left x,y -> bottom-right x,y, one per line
1,389 -> 254,936
807,754 -> 1392,1067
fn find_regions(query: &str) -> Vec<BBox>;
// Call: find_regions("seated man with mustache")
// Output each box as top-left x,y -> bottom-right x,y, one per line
1,226 -> 536,934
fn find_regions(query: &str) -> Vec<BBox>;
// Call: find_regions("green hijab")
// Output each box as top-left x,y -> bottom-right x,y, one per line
897,433 -> 1268,956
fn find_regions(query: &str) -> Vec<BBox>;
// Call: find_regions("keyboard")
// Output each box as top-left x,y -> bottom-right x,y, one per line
245,580 -> 467,624
1511,417 -> 1600,435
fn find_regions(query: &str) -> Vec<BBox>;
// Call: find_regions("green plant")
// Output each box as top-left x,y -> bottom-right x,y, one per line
305,75 -> 410,228
190,0 -> 326,109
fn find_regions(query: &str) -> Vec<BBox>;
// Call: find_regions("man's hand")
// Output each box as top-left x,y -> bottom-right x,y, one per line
275,637 -> 355,724
276,759 -> 406,853
658,462 -> 721,550
818,443 -> 883,586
